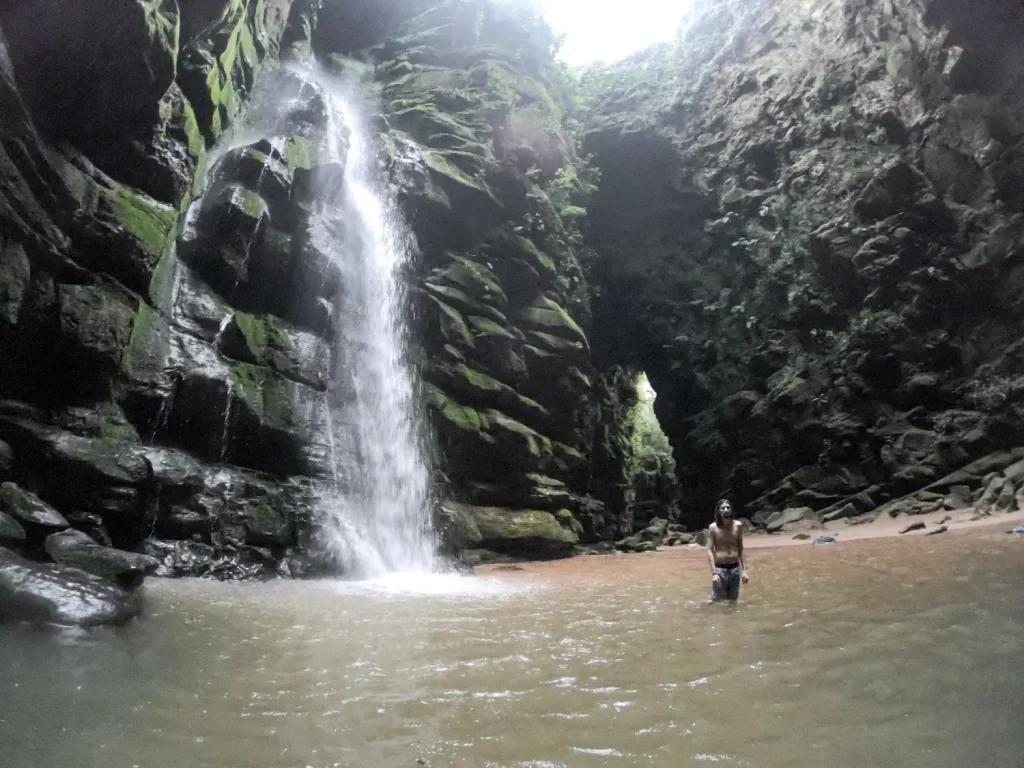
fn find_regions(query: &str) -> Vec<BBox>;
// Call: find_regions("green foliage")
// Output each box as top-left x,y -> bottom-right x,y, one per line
624,373 -> 675,475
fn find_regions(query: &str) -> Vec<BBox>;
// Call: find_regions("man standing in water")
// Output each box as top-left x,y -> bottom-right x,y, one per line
707,499 -> 749,602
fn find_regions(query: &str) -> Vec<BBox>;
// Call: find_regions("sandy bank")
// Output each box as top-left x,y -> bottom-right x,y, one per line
476,509 -> 1024,581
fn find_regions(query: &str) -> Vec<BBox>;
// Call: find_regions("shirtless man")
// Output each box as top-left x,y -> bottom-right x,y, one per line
707,498 -> 750,602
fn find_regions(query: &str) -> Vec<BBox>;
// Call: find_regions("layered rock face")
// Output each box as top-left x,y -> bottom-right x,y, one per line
0,0 -> 343,585
5,0 -> 1019,585
348,2 -> 600,559
582,0 -> 1024,526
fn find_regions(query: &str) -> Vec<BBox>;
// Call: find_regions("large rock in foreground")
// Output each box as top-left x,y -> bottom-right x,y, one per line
0,547 -> 140,627
45,529 -> 159,588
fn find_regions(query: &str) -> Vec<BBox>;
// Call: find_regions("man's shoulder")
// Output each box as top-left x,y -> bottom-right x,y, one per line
708,522 -> 719,532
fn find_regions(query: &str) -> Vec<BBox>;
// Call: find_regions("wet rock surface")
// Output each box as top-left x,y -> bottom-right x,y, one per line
0,547 -> 139,627
45,529 -> 159,588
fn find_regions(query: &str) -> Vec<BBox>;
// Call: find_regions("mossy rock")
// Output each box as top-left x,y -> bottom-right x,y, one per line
224,486 -> 294,549
424,384 -> 494,442
229,363 -> 299,429
524,330 -> 588,360
178,0 -> 292,144
0,423 -> 150,527
0,511 -> 26,544
436,255 -> 508,308
221,312 -> 329,390
0,240 -> 30,327
490,232 -> 558,283
44,529 -> 158,587
514,296 -> 588,347
214,143 -> 295,222
180,183 -> 269,296
555,508 -> 585,537
0,482 -> 69,529
467,314 -> 518,341
425,295 -> 476,349
57,160 -> 180,294
449,503 -> 578,557
224,362 -> 327,476
426,361 -> 549,427
57,284 -> 137,381
423,281 -> 508,326
121,301 -> 172,384
485,408 -> 553,466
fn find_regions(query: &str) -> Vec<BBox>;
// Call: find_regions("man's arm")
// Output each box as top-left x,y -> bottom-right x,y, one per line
737,522 -> 750,583
707,525 -> 720,582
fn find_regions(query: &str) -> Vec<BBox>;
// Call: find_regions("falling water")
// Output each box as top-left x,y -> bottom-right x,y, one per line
305,65 -> 436,577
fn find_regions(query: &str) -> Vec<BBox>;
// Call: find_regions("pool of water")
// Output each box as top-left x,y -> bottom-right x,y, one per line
2,527 -> 1023,768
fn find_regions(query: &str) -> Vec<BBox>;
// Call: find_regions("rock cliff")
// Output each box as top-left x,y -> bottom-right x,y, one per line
2,0 -> 1023,592
581,0 -> 1024,526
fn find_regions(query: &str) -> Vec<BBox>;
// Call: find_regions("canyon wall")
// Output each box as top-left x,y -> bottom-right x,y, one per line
582,0 -> 1024,526
3,0 -> 1022,579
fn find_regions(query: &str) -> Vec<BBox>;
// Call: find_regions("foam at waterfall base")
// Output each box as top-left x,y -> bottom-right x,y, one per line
321,571 -> 536,598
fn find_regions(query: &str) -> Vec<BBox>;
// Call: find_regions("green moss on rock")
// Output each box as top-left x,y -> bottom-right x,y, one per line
452,504 -> 578,555
0,240 -> 31,326
58,284 -> 138,376
0,482 -> 69,529
0,511 -> 27,543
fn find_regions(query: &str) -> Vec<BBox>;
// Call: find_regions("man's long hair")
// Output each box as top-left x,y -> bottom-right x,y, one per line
714,498 -> 732,528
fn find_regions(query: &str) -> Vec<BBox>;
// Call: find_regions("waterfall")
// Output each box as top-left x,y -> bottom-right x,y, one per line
304,65 -> 437,577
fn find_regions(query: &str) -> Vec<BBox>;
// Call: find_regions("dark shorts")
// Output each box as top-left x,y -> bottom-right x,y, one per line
711,563 -> 741,602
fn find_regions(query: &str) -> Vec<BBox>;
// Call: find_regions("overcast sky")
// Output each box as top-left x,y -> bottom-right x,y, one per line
539,0 -> 694,65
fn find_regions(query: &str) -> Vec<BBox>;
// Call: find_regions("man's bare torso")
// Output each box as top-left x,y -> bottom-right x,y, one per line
709,521 -> 741,565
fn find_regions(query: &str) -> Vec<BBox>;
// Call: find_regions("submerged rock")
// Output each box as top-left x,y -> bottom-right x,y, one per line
0,547 -> 139,627
812,536 -> 837,545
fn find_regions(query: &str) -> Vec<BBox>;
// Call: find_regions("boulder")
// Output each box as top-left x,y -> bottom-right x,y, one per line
445,502 -> 578,558
0,438 -> 12,475
0,511 -> 26,545
0,240 -> 30,326
56,283 -> 136,384
766,507 -> 819,533
976,475 -> 1018,513
45,529 -> 158,588
946,484 -> 973,509
0,482 -> 68,530
0,547 -> 139,627
822,502 -> 857,522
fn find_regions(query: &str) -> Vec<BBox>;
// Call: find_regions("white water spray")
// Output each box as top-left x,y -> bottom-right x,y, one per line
302,65 -> 437,577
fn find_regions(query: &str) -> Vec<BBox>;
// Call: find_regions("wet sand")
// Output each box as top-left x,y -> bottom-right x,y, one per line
477,509 -> 1024,582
